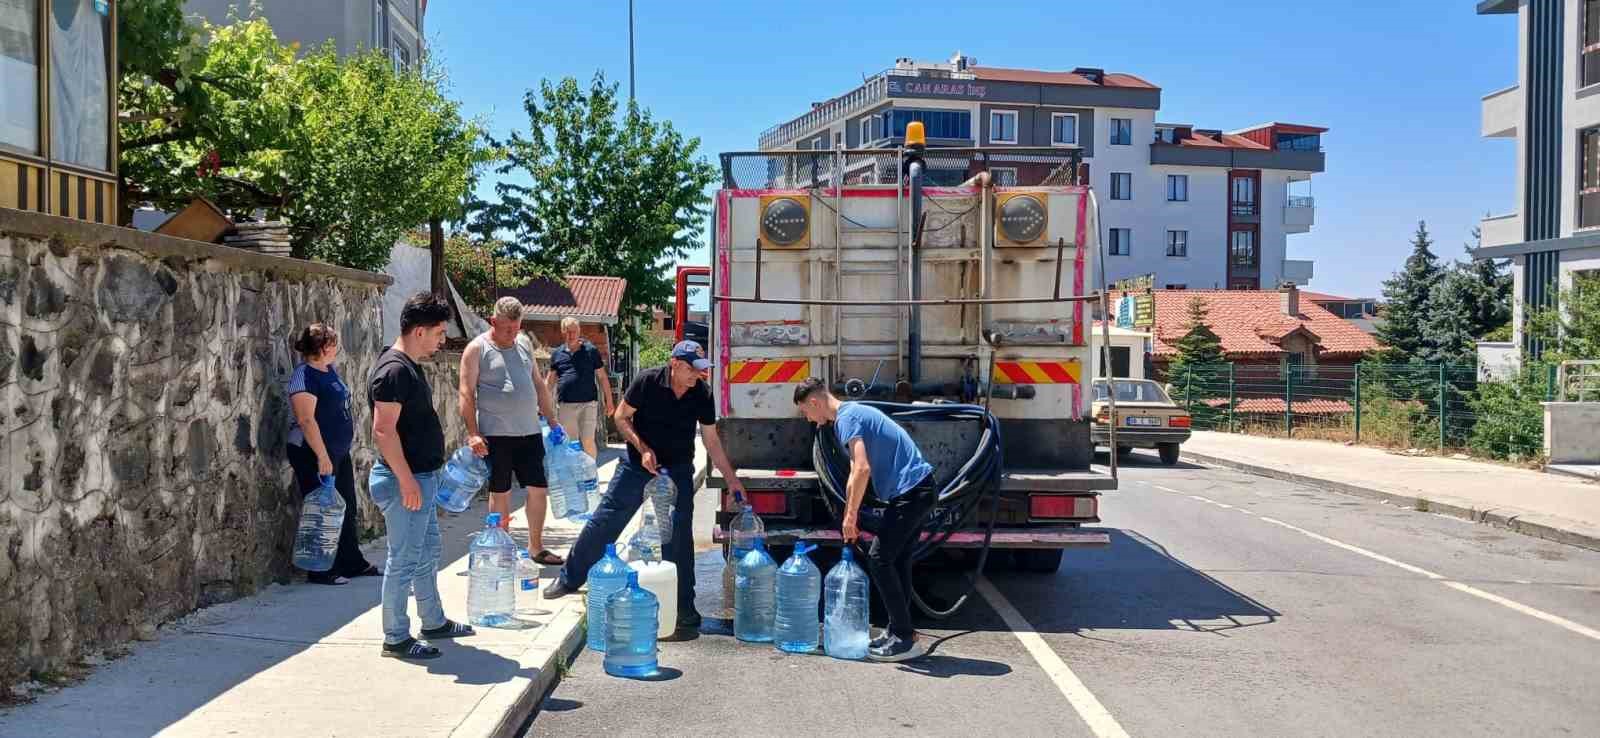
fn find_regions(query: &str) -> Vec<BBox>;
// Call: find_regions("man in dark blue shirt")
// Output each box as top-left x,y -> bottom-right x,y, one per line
548,317 -> 615,459
795,377 -> 934,662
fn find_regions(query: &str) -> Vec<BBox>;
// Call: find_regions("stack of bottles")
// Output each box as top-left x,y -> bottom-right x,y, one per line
436,446 -> 489,513
544,427 -> 593,520
467,514 -> 517,627
293,475 -> 344,573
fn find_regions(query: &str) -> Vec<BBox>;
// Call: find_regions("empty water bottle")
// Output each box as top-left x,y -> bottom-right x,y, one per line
544,429 -> 591,520
437,446 -> 490,513
467,513 -> 517,627
517,548 -> 539,594
293,475 -> 344,573
775,543 -> 822,653
569,439 -> 599,518
728,497 -> 766,560
628,510 -> 662,563
734,538 -> 777,643
644,472 -> 676,544
823,546 -> 871,660
585,543 -> 631,652
603,570 -> 660,678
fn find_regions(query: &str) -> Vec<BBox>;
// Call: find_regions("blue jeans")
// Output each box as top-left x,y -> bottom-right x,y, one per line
559,460 -> 698,617
370,462 -> 446,644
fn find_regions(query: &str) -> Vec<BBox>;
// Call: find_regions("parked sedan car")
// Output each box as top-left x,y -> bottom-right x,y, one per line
1090,378 -> 1192,465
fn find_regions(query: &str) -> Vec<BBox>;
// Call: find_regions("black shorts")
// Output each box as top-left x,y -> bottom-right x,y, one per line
485,434 -> 547,492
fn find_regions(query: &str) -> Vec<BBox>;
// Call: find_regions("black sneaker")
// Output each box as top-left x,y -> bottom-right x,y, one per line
381,638 -> 441,660
420,619 -> 475,640
869,631 -> 892,650
867,635 -> 925,663
543,578 -> 576,599
677,611 -> 703,631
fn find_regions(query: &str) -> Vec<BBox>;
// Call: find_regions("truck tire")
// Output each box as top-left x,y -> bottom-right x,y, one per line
1013,549 -> 1064,574
1158,443 -> 1181,465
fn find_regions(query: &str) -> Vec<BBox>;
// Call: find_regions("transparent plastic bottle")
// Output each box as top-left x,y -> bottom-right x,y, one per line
603,570 -> 660,678
293,475 -> 344,573
823,547 -> 871,660
436,446 -> 490,513
728,497 -> 766,561
774,543 -> 822,653
568,439 -> 598,520
644,472 -> 676,545
584,543 -> 631,652
516,548 -> 539,594
734,539 -> 777,643
467,513 -> 516,627
627,510 -> 662,563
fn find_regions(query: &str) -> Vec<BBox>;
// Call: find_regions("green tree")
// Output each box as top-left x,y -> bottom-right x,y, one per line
472,73 -> 718,341
1165,296 -> 1228,426
1376,221 -> 1444,363
1527,272 -> 1600,361
1461,228 -> 1513,339
430,232 -> 535,314
118,4 -> 484,271
1421,267 -> 1480,365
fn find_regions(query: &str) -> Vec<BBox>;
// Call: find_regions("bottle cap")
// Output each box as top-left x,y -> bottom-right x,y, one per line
485,512 -> 502,526
795,542 -> 815,557
841,546 -> 853,561
627,570 -> 639,587
604,542 -> 617,557
548,426 -> 566,445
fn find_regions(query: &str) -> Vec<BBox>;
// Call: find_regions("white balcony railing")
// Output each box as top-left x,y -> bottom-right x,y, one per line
1284,196 -> 1315,232
759,74 -> 890,150
1482,84 -> 1519,139
1282,259 -> 1314,285
1480,212 -> 1522,248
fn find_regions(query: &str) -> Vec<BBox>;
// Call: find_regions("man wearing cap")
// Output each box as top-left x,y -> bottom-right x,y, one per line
543,341 -> 745,635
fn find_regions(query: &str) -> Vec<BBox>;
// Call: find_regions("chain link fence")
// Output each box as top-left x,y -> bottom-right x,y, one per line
718,147 -> 1084,190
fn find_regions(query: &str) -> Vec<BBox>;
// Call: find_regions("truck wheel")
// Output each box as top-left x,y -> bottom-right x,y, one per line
1158,443 -> 1181,465
1013,549 -> 1064,574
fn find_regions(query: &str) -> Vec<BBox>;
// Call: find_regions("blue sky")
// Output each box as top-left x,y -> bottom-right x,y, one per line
429,0 -> 1518,299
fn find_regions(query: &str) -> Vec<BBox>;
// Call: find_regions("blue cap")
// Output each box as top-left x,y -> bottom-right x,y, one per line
486,513 -> 501,526
671,340 -> 713,371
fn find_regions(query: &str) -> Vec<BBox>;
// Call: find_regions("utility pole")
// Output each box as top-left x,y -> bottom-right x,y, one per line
628,0 -> 636,102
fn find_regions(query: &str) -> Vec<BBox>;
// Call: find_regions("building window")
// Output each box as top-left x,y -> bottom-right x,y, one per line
859,117 -> 873,147
1274,132 -> 1321,151
1581,127 -> 1600,229
1109,172 -> 1132,200
1230,175 -> 1257,216
1050,113 -> 1078,145
1230,230 -> 1258,266
662,317 -> 674,331
49,0 -> 111,171
1166,174 -> 1188,201
1110,118 -> 1132,145
990,167 -> 1018,186
990,110 -> 1017,144
393,44 -> 410,71
1166,283 -> 1187,290
1108,228 -> 1131,256
886,109 -> 970,140
1166,230 -> 1188,257
1585,0 -> 1600,86
1229,279 -> 1256,290
834,131 -> 842,149
1,0 -> 39,154
373,0 -> 389,48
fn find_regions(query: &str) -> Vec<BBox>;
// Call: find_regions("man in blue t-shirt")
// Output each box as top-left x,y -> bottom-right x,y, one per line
794,377 -> 934,662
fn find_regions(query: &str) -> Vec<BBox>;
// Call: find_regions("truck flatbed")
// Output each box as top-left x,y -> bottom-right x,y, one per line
712,525 -> 1112,549
708,467 -> 1118,493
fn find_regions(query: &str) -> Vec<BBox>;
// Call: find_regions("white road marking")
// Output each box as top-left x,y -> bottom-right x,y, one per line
1257,517 -> 1444,580
976,577 -> 1132,738
1150,484 -> 1181,494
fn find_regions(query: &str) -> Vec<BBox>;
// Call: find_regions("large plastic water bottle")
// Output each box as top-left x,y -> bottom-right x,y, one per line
544,429 -> 591,520
728,497 -> 766,560
645,472 -> 676,545
774,543 -> 822,653
568,439 -> 599,518
293,475 -> 345,573
734,538 -> 777,643
585,543 -> 631,652
437,446 -> 490,513
603,570 -> 660,678
628,510 -> 662,563
823,546 -> 871,660
467,513 -> 517,627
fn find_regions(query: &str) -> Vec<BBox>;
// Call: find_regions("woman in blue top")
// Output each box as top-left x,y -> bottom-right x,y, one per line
287,324 -> 379,584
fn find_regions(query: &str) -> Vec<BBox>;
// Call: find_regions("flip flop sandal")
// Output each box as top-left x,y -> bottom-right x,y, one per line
420,620 -> 476,640
352,564 -> 383,577
380,638 -> 440,660
307,573 -> 350,586
532,550 -> 565,566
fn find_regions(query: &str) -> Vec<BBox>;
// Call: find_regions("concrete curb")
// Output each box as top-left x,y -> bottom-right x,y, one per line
454,602 -> 587,738
1181,450 -> 1600,554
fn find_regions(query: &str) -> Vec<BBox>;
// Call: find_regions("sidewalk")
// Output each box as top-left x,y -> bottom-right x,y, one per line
1180,431 -> 1600,552
0,442 -> 713,738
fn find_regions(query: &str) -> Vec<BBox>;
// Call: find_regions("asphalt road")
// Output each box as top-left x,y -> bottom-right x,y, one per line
529,452 -> 1600,737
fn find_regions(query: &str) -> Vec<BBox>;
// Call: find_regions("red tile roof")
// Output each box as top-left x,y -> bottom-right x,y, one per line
1203,398 -> 1353,415
1125,289 -> 1380,360
495,275 -> 627,322
1176,132 -> 1271,150
970,66 -> 1159,90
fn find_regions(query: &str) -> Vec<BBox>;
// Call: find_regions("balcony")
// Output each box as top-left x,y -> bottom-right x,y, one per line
759,74 -> 889,150
1482,84 -> 1519,139
1479,212 -> 1522,248
1282,259 -> 1315,286
1284,196 -> 1315,233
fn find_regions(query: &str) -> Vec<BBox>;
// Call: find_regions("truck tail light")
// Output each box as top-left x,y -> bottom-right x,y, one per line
1029,495 -> 1096,519
1169,416 -> 1191,428
748,491 -> 788,515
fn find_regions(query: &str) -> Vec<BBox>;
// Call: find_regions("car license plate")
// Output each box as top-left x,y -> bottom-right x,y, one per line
1126,417 -> 1161,427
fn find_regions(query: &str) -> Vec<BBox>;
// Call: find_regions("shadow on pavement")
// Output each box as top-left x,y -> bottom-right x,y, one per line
425,640 -> 535,686
1094,449 -> 1208,471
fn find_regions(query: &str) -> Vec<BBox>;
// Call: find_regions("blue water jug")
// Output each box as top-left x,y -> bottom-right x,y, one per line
775,543 -> 822,653
734,539 -> 777,643
467,513 -> 517,627
544,429 -> 591,520
437,446 -> 489,513
823,546 -> 871,660
585,543 -> 631,652
603,570 -> 660,678
628,510 -> 662,563
293,475 -> 345,573
645,472 -> 676,544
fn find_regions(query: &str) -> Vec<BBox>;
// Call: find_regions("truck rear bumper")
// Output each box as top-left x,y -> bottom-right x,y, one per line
713,525 -> 1111,549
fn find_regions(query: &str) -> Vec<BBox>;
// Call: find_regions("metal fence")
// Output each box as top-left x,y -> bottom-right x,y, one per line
1558,360 -> 1600,401
1165,363 -> 1522,450
718,147 -> 1084,190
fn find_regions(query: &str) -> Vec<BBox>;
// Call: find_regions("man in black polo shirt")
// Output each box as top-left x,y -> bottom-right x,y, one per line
543,341 -> 744,633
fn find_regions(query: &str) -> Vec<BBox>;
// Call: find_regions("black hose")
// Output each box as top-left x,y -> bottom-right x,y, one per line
811,401 -> 1005,618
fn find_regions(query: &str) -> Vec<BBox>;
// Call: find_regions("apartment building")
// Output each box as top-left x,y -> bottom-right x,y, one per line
186,0 -> 424,68
758,53 -> 1328,290
1474,0 -> 1600,354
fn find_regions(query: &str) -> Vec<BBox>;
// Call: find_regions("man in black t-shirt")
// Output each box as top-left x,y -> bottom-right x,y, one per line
543,341 -> 744,635
368,293 -> 475,660
548,317 -> 615,459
